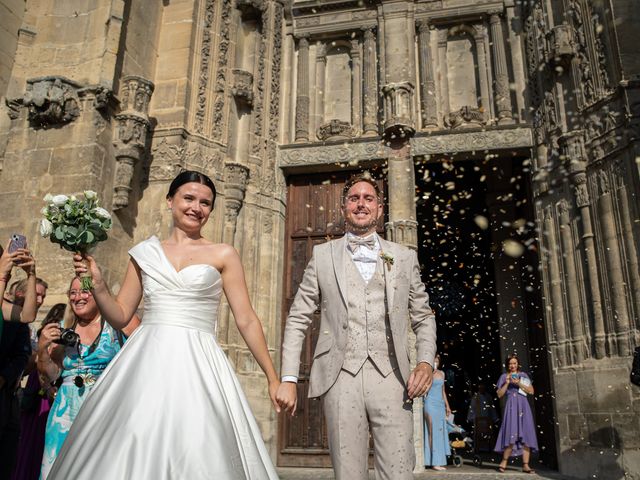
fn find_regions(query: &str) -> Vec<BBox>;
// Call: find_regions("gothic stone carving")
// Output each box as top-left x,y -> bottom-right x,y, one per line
113,76 -> 154,210
382,82 -> 415,139
22,76 -> 81,127
223,162 -> 250,223
412,127 -> 534,155
212,0 -> 233,140
444,106 -> 487,129
278,140 -> 387,169
316,119 -> 356,141
231,69 -> 254,107
195,0 -> 216,134
547,24 -> 575,65
268,2 -> 284,141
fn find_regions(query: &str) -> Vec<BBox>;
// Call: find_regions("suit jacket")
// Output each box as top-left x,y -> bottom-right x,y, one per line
281,235 -> 437,398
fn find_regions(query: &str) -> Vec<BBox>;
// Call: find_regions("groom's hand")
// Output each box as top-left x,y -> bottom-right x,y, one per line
407,362 -> 433,399
275,382 -> 298,416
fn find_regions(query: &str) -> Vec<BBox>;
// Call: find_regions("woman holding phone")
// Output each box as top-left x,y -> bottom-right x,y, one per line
495,354 -> 538,473
1,238 -> 38,339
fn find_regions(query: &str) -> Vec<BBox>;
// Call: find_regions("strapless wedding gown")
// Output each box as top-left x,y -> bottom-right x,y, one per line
48,236 -> 279,479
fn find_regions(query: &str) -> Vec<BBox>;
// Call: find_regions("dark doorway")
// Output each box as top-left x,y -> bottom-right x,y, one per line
415,156 -> 557,468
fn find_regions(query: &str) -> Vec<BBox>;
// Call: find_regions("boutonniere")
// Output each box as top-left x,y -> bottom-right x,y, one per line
380,251 -> 394,271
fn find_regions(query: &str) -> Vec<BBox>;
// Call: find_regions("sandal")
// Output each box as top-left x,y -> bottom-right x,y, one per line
522,463 -> 535,474
497,460 -> 507,473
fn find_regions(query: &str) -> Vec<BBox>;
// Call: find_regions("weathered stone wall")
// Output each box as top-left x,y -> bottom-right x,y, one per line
0,0 -> 25,98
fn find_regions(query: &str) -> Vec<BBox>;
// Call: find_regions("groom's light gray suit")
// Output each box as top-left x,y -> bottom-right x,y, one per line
281,235 -> 437,480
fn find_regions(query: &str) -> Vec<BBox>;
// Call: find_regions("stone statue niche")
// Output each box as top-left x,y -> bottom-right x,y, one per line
317,42 -> 356,141
444,26 -> 486,129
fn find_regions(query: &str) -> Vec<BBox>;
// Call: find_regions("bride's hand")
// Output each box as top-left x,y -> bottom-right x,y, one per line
73,253 -> 103,287
268,379 -> 282,413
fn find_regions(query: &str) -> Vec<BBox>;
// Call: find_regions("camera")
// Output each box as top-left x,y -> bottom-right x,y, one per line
54,328 -> 80,348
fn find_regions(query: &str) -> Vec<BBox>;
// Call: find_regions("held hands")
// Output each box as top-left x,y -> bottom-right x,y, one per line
275,382 -> 298,416
268,379 -> 282,414
73,253 -> 103,288
1,248 -> 34,276
407,361 -> 434,399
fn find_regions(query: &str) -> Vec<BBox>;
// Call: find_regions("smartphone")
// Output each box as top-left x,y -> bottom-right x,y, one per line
510,373 -> 519,380
7,234 -> 27,253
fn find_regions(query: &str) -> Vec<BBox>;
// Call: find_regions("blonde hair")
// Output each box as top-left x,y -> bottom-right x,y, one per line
63,277 -> 105,328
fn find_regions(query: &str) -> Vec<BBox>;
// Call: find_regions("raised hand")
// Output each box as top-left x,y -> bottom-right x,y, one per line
73,253 -> 103,288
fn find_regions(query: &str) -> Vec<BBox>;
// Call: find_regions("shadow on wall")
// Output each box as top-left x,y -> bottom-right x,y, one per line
562,427 -> 631,480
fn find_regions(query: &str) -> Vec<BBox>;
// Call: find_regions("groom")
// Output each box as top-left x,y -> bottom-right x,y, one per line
276,174 -> 437,480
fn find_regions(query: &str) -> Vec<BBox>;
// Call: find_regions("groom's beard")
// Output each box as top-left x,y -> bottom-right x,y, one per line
345,215 -> 379,235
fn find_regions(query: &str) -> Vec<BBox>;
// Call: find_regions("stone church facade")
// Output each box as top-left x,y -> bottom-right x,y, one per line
1,0 -> 638,477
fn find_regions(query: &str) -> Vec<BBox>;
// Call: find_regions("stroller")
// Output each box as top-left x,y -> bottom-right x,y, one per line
446,419 -> 483,467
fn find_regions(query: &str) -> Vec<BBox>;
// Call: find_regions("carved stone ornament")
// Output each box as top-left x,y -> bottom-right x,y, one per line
412,127 -> 534,155
113,76 -> 155,210
223,162 -> 250,223
444,106 -> 487,129
547,24 -> 575,65
316,119 -> 356,141
572,172 -> 590,208
22,76 -> 81,127
231,69 -> 254,107
278,140 -> 388,169
382,82 -> 415,139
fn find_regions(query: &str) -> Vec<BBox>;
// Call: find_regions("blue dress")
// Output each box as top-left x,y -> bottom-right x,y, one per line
40,322 -> 122,479
423,377 -> 451,466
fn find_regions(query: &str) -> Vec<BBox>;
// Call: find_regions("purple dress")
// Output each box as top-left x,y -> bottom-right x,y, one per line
494,372 -> 538,456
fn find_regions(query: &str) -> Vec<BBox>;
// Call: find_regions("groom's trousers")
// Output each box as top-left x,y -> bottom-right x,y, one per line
322,358 -> 415,480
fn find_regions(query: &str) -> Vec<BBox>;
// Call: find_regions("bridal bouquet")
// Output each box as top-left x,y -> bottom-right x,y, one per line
40,190 -> 112,289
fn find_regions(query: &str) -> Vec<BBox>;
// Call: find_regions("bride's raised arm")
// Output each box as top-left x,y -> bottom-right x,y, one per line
219,244 -> 281,412
74,253 -> 142,332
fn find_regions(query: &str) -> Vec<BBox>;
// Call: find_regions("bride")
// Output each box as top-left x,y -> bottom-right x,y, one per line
48,170 -> 281,479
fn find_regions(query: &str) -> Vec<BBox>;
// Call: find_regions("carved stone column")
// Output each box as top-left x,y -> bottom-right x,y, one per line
473,26 -> 492,118
314,43 -> 326,136
362,28 -> 378,135
385,143 -> 417,249
437,29 -> 450,117
417,20 -> 437,129
543,207 -> 569,367
557,200 -> 587,363
562,131 -> 606,358
294,36 -> 310,142
571,172 -> 605,357
350,39 -> 362,134
112,76 -> 154,210
222,162 -> 250,244
596,171 -> 631,356
218,162 -> 250,343
489,13 -> 514,124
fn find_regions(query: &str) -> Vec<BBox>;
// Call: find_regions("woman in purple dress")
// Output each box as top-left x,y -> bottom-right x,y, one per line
495,354 -> 538,474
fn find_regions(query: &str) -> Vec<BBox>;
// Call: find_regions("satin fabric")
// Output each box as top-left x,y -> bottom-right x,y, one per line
48,236 -> 278,479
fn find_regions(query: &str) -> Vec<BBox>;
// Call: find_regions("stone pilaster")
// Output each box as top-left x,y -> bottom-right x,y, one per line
314,43 -> 326,136
489,13 -> 514,124
294,36 -> 310,142
595,170 -> 631,357
222,162 -> 250,244
417,20 -> 437,129
350,39 -> 362,134
557,200 -> 587,363
473,25 -> 491,119
385,143 -> 417,249
112,76 -> 154,210
543,207 -> 569,367
362,28 -> 378,135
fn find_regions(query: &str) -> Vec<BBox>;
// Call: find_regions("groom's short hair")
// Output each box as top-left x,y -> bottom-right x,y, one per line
342,173 -> 382,205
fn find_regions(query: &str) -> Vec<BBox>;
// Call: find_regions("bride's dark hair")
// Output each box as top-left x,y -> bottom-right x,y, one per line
166,170 -> 217,207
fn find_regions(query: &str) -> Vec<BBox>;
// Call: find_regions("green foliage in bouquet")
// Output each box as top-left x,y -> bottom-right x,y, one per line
40,191 -> 112,289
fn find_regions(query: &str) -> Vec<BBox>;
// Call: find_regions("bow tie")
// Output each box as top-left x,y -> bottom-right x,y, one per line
347,235 -> 377,253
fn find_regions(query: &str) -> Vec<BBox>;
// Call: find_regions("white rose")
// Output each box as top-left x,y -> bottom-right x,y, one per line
70,195 -> 77,202
43,193 -> 53,202
51,194 -> 69,206
41,206 -> 49,215
84,190 -> 97,200
40,218 -> 53,237
94,207 -> 112,220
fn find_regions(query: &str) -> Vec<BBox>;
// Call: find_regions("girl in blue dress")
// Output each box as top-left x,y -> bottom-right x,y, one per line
37,278 -> 138,479
423,354 -> 452,470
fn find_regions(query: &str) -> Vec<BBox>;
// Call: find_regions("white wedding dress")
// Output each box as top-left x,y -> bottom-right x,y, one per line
48,236 -> 279,479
